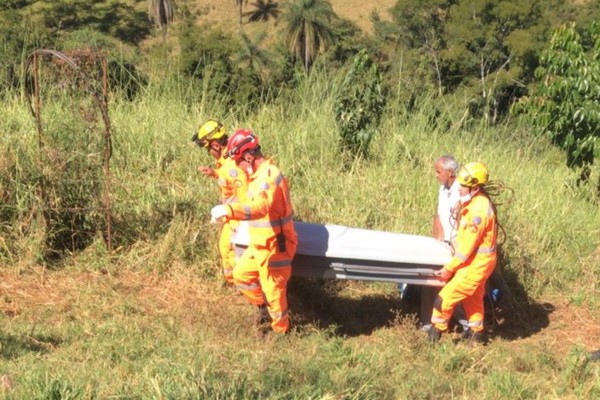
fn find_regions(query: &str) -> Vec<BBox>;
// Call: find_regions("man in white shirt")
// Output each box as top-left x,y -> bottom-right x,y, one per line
420,155 -> 468,332
433,155 -> 460,243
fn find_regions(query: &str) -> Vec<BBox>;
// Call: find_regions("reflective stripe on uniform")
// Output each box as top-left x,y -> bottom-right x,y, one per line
274,173 -> 283,186
268,259 -> 292,268
236,282 -> 260,291
477,246 -> 496,254
248,214 -> 293,228
455,251 -> 468,262
431,316 -> 448,324
224,196 -> 238,204
467,320 -> 483,328
269,308 -> 289,319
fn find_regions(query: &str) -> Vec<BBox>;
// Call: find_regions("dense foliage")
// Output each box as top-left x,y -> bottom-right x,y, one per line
516,22 -> 600,187
333,50 -> 385,157
2,0 -> 599,113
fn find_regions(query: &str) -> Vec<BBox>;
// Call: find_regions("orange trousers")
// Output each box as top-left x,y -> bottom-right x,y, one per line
431,268 -> 487,333
232,243 -> 295,333
218,222 -> 236,284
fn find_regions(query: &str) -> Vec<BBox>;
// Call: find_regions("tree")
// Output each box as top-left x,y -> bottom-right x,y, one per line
38,0 -> 151,44
386,0 -> 572,122
234,0 -> 248,26
283,0 -> 335,71
246,0 -> 280,23
388,0 -> 453,93
148,0 -> 174,28
333,50 -> 385,158
234,31 -> 273,84
441,0 -> 546,122
517,22 -> 600,189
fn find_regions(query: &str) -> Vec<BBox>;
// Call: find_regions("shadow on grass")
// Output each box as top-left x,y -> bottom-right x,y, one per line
288,278 -> 403,337
288,261 -> 554,341
0,333 -> 62,360
486,261 -> 555,341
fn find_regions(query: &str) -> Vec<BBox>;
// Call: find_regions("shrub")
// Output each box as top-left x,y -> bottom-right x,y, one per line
333,50 -> 385,157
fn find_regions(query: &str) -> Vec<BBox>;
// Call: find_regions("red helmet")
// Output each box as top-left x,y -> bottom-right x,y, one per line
226,129 -> 259,160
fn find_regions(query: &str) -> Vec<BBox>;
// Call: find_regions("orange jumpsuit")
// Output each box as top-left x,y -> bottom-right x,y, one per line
214,154 -> 247,284
226,158 -> 297,333
431,192 -> 497,333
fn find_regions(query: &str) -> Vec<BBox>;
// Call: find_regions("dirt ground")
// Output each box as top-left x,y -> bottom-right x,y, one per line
1,268 -> 599,358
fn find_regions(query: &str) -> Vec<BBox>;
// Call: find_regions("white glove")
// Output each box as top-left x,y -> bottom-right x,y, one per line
210,205 -> 229,224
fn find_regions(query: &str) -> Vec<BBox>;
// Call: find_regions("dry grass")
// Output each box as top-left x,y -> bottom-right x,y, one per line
2,269 -> 599,358
0,268 -> 248,335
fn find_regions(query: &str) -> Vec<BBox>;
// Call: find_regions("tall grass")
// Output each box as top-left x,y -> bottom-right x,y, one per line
2,62 -> 599,288
1,68 -> 599,398
2,63 -> 599,290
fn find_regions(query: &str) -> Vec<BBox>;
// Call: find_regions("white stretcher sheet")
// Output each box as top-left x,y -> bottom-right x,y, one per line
294,222 -> 452,266
231,221 -> 453,286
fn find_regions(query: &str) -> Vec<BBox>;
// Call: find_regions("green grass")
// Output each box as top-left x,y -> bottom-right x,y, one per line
1,269 -> 599,399
1,67 -> 599,398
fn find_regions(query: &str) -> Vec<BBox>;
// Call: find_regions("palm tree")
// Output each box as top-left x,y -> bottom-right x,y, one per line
148,0 -> 175,40
283,0 -> 335,71
246,0 -> 280,23
234,0 -> 248,26
148,0 -> 175,29
234,31 -> 273,83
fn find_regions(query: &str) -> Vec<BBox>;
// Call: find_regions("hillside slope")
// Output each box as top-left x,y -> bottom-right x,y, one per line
192,0 -> 396,34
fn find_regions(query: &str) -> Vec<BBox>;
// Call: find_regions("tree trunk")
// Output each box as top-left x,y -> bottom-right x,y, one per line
303,24 -> 309,71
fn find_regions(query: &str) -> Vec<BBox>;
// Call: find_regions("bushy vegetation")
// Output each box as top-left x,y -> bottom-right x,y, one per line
334,50 -> 385,157
1,0 -> 599,398
514,22 -> 600,188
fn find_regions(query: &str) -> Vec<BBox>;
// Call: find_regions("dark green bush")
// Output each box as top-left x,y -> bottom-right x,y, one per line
333,50 -> 385,158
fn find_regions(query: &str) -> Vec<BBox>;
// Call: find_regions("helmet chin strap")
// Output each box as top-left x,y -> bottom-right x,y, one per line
460,187 -> 479,204
209,142 -> 221,152
238,152 -> 256,175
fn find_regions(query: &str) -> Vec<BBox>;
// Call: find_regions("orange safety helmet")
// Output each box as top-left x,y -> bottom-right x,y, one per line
457,162 -> 489,187
226,129 -> 259,160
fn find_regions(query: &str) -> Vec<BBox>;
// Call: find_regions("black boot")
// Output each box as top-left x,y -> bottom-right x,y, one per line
461,329 -> 488,345
255,304 -> 271,333
428,326 -> 443,343
460,328 -> 471,341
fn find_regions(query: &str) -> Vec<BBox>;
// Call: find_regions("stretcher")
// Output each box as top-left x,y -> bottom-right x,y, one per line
232,221 -> 453,287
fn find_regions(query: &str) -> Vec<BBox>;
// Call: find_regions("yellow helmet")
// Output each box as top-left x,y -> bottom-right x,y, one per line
457,162 -> 489,187
192,119 -> 226,147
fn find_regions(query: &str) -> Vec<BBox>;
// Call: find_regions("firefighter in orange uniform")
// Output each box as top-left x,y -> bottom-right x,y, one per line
429,162 -> 498,344
210,129 -> 297,334
192,120 -> 247,284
